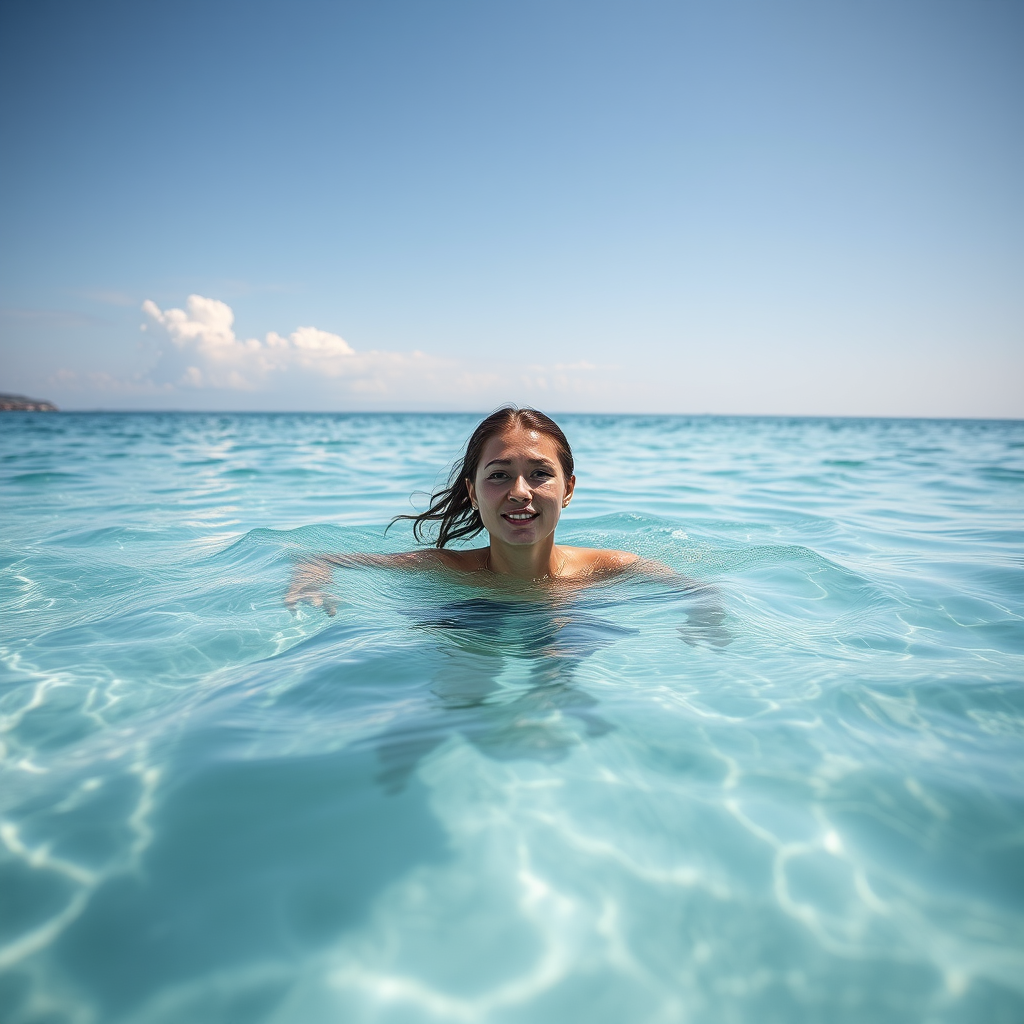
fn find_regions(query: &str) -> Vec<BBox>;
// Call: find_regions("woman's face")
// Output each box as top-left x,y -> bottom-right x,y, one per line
466,425 -> 575,547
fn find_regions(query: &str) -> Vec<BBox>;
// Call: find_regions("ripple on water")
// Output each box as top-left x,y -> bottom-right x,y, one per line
0,414 -> 1022,1023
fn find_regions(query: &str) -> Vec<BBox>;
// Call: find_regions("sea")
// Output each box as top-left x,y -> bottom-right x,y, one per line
1,412 -> 1022,1024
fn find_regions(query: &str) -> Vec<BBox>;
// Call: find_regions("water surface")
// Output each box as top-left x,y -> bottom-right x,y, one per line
1,413 -> 1022,1023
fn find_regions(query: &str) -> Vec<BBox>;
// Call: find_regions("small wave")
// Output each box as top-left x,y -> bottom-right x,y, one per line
8,471 -> 85,484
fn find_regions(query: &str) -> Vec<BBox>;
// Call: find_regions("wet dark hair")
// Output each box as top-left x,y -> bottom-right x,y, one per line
390,406 -> 575,548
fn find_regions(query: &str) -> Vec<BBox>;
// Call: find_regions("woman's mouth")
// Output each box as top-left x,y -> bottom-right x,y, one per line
502,510 -> 539,523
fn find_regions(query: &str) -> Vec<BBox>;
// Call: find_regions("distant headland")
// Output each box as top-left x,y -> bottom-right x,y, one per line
0,393 -> 59,411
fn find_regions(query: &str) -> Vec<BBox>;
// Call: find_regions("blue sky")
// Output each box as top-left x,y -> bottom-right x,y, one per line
1,0 -> 1021,415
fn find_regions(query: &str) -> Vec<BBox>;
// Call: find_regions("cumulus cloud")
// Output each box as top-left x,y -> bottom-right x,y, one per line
131,293 -> 618,408
142,295 -> 363,389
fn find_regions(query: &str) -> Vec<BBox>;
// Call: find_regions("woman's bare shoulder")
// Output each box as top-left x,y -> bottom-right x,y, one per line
433,547 -> 489,572
559,546 -> 641,576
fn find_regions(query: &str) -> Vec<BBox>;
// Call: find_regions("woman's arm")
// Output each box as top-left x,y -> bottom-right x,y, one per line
632,558 -> 732,647
284,550 -> 441,616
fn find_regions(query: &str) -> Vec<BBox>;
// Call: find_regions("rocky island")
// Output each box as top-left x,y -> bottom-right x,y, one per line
0,393 -> 59,411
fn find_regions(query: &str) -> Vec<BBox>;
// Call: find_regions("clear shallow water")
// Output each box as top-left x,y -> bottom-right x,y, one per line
1,412 -> 1022,1024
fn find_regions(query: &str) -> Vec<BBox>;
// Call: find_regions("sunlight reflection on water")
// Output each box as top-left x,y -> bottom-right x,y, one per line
1,413 -> 1023,1023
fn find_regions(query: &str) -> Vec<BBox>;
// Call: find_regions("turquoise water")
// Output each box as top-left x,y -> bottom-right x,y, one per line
1,412 -> 1022,1024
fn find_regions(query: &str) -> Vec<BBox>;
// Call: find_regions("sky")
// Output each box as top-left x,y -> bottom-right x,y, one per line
1,0 -> 1021,416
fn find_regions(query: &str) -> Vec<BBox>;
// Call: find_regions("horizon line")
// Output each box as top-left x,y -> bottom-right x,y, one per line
6,408 -> 1023,424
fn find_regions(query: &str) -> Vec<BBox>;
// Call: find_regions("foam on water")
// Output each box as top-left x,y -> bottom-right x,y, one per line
1,413 -> 1022,1023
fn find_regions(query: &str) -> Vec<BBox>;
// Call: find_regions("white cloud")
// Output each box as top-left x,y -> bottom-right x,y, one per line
127,294 -> 621,409
274,325 -> 353,357
143,295 -> 372,389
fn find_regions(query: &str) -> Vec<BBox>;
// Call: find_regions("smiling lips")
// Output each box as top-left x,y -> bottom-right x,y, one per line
502,509 -> 539,523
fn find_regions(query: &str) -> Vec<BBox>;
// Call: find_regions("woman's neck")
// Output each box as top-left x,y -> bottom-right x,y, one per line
487,538 -> 564,580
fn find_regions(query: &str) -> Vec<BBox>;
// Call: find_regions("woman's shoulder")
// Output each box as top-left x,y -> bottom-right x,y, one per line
559,546 -> 640,576
433,547 -> 490,572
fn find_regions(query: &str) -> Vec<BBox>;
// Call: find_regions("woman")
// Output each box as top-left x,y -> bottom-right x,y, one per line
286,407 -> 726,781
286,406 -> 645,612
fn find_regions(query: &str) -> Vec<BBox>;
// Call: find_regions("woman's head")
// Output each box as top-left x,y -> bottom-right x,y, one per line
393,406 -> 575,548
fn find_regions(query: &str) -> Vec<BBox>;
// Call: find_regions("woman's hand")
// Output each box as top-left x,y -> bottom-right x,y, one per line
678,598 -> 732,647
632,559 -> 733,647
285,558 -> 338,616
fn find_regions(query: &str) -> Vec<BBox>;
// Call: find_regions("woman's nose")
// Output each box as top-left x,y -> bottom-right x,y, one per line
509,475 -> 531,500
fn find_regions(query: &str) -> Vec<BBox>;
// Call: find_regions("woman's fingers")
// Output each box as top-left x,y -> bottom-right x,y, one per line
286,583 -> 339,616
285,559 -> 337,615
678,603 -> 733,647
285,577 -> 320,607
